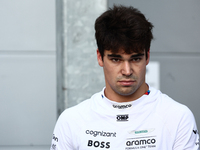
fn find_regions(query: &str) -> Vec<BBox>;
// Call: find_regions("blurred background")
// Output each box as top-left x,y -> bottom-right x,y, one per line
0,0 -> 199,149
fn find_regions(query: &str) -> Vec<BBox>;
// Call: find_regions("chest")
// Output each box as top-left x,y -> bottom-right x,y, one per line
75,112 -> 174,150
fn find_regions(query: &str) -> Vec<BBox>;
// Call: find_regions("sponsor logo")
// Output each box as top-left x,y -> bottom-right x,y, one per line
193,130 -> 199,134
113,104 -> 132,109
192,130 -> 199,147
195,139 -> 199,146
51,144 -> 56,150
53,134 -> 58,142
86,130 -> 116,137
128,129 -> 155,136
126,138 -> 156,146
116,114 -> 129,121
135,130 -> 148,134
88,140 -> 110,149
125,136 -> 157,149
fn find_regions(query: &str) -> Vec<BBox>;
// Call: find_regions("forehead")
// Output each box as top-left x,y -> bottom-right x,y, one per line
105,49 -> 145,56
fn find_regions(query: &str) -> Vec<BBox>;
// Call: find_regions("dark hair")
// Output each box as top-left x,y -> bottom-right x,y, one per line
95,5 -> 154,59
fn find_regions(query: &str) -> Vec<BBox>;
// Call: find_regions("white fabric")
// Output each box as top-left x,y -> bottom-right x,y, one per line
50,87 -> 199,150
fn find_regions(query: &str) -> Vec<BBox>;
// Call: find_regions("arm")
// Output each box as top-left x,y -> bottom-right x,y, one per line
173,107 -> 199,150
50,111 -> 75,150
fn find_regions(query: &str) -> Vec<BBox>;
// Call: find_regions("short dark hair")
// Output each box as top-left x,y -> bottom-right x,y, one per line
95,5 -> 154,59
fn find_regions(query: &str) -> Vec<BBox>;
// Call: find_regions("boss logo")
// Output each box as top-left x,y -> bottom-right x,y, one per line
116,114 -> 129,121
87,140 -> 110,149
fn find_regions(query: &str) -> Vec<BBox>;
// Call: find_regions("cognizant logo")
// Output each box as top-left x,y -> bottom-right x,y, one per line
86,130 -> 116,137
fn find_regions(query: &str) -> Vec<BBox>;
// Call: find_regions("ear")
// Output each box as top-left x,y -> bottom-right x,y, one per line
97,49 -> 104,67
146,50 -> 150,65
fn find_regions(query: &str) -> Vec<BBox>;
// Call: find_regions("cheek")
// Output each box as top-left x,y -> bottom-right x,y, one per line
140,66 -> 147,79
103,64 -> 119,80
135,64 -> 146,77
104,66 -> 114,78
104,61 -> 115,73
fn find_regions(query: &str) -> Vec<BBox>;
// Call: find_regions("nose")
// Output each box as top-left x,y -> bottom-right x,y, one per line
121,61 -> 133,76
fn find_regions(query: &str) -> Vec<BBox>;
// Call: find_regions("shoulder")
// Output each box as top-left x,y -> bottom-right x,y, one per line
57,91 -> 102,124
59,98 -> 91,122
152,88 -> 196,128
50,94 -> 99,150
149,87 -> 195,123
160,92 -> 193,117
155,94 -> 200,149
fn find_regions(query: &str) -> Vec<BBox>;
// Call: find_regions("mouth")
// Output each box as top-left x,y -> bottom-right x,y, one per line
118,80 -> 135,86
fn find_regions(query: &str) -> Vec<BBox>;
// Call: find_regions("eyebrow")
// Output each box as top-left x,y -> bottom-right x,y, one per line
107,53 -> 144,58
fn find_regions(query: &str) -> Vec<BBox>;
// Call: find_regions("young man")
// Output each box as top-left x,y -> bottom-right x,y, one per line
50,5 -> 199,150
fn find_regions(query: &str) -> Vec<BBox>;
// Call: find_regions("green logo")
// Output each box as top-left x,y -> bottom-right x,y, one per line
128,128 -> 155,136
135,130 -> 148,134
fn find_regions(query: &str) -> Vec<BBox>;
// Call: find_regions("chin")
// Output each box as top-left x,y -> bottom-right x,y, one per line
116,89 -> 137,96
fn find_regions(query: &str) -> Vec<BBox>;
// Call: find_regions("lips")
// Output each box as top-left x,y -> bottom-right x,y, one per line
118,80 -> 135,86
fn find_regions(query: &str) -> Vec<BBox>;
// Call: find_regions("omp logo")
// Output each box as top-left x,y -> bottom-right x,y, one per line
126,137 -> 156,146
88,140 -> 110,149
86,130 -> 116,137
113,104 -> 132,109
116,114 -> 129,121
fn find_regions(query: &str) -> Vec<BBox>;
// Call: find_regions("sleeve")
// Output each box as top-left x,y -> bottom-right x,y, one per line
50,111 -> 75,150
173,106 -> 199,150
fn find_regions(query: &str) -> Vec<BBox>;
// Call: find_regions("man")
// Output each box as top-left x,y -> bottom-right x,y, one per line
50,5 -> 199,150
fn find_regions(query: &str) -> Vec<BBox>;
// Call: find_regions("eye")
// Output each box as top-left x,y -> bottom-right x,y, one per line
131,58 -> 142,62
111,58 -> 121,62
